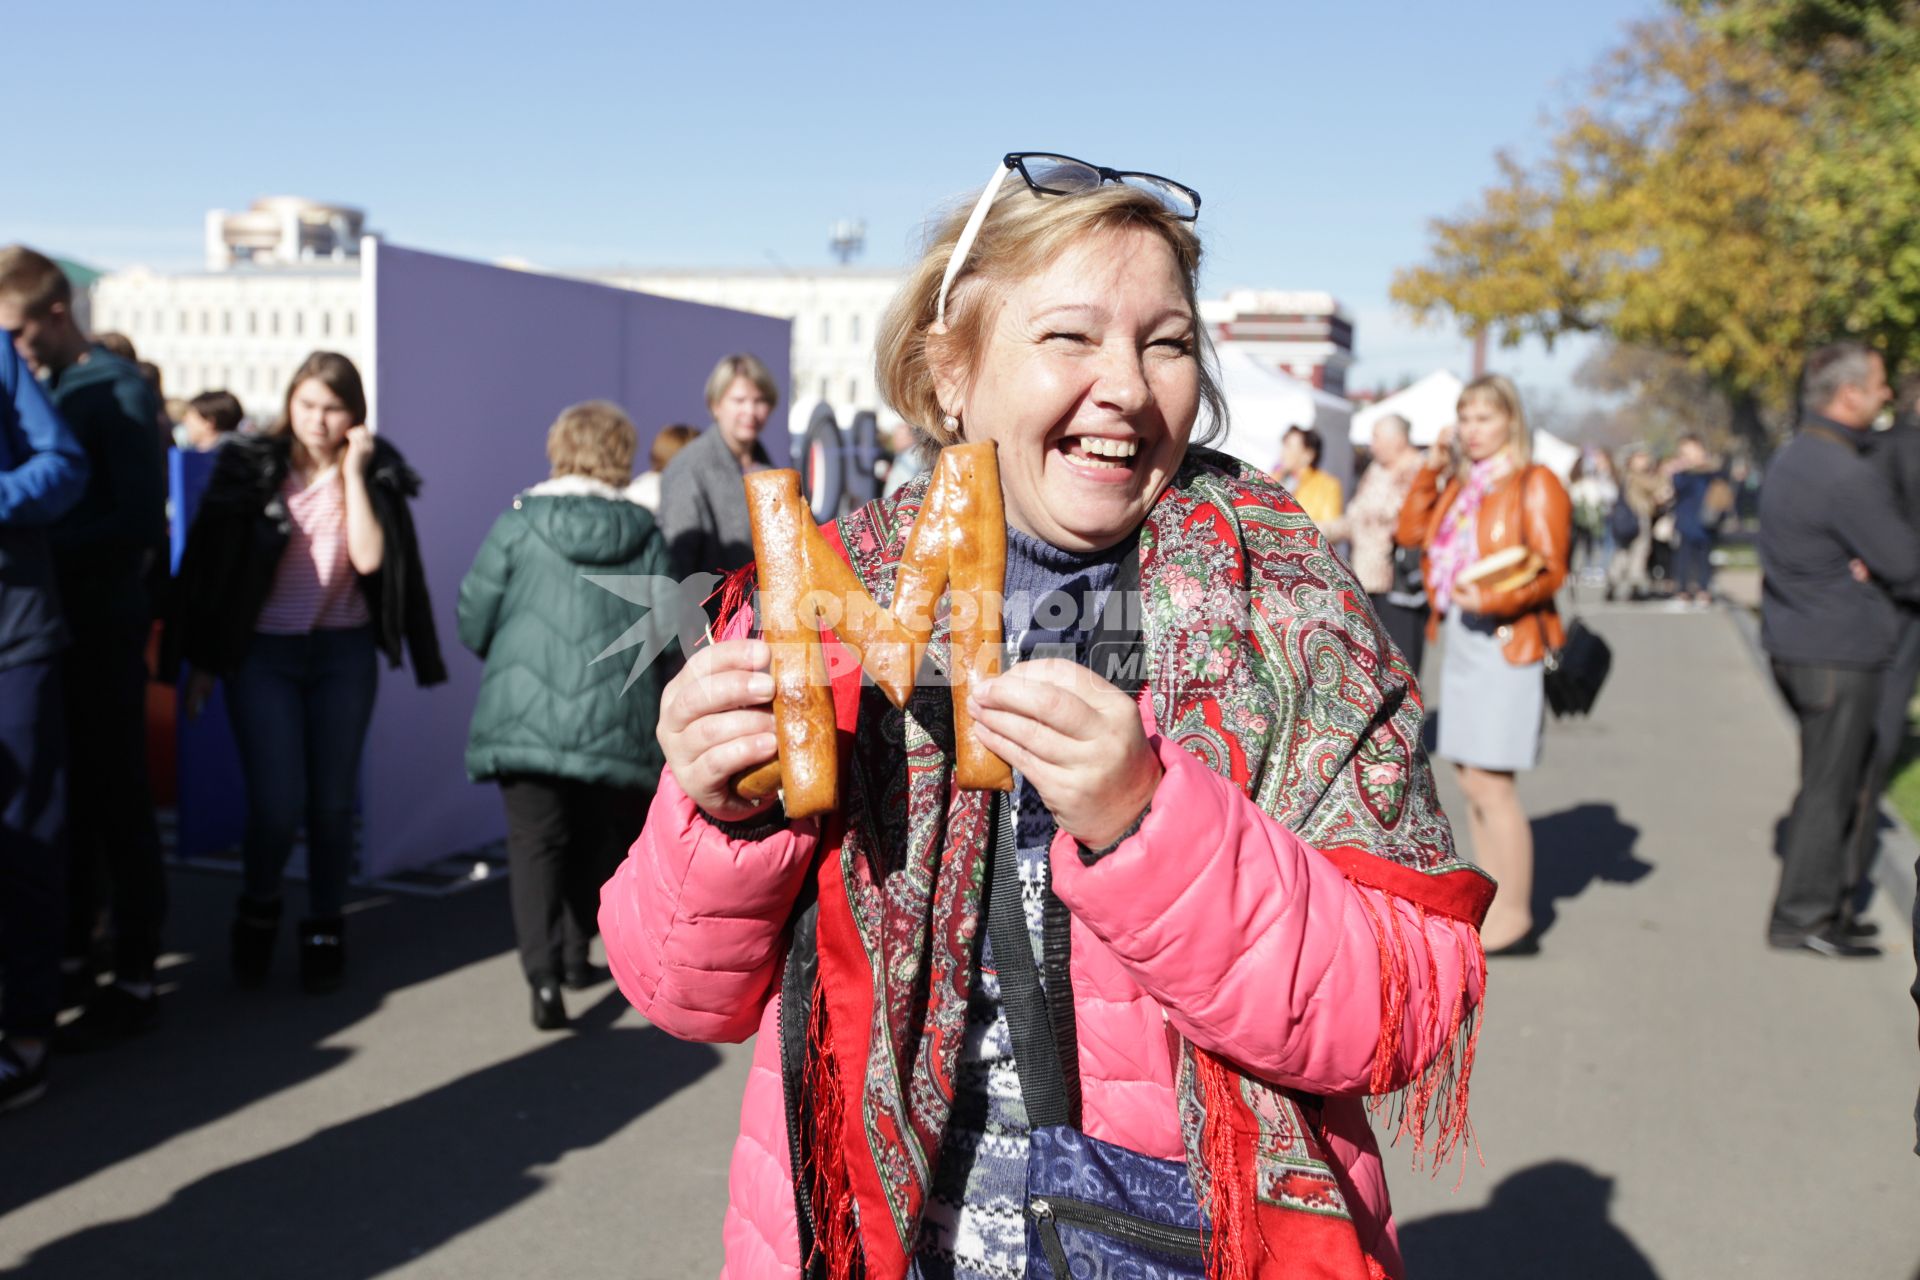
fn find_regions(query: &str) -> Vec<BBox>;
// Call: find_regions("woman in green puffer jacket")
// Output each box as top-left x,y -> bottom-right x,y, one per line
458,401 -> 669,1031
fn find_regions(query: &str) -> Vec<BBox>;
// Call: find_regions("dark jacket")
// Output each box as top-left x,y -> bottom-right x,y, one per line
457,478 -> 668,790
45,346 -> 166,630
1669,469 -> 1723,543
1759,416 -> 1920,668
656,425 -> 770,581
165,433 -> 447,684
0,344 -> 89,671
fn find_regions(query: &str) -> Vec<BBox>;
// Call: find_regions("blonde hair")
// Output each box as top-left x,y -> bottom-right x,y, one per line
704,354 -> 780,415
1456,373 -> 1532,475
547,400 -> 638,487
875,182 -> 1226,448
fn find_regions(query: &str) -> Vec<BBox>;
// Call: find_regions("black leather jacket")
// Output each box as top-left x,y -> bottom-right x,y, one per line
164,434 -> 447,685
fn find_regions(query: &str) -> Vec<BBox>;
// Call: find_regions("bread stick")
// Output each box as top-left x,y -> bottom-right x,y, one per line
938,444 -> 1013,792
734,444 -> 1014,817
739,471 -> 838,818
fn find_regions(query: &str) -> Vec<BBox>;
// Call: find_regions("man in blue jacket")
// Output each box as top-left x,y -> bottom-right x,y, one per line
1759,342 -> 1920,958
0,245 -> 168,1048
0,332 -> 88,1110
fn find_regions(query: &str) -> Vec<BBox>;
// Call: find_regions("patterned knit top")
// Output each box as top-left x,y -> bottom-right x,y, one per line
910,526 -> 1129,1280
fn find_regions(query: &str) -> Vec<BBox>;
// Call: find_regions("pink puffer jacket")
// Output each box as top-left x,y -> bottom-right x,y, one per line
601,707 -> 1484,1280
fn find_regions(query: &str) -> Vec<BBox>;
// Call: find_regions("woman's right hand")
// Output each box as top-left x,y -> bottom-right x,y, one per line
658,638 -> 781,824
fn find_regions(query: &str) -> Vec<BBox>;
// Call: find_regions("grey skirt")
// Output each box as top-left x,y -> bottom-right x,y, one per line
1437,609 -> 1544,772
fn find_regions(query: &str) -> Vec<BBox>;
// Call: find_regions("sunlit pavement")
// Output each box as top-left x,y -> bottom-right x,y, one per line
2,599 -> 1915,1278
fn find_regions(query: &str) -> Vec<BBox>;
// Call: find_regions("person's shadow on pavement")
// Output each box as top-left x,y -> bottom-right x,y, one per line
1396,1160 -> 1661,1280
1529,803 -> 1653,939
7,992 -> 720,1279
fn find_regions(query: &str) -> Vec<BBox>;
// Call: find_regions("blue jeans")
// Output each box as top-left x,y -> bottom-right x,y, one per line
1675,536 -> 1715,596
0,658 -> 66,1036
225,627 -> 378,918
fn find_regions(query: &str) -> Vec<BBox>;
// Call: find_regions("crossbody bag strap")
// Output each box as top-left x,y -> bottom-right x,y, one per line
987,790 -> 1075,1128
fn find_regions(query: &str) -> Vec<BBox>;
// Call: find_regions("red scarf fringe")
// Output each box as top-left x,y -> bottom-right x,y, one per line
801,981 -> 865,1279
1357,892 -> 1486,1182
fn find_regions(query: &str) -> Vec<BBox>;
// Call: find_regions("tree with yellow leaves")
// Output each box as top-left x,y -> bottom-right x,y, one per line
1394,2 -> 1920,442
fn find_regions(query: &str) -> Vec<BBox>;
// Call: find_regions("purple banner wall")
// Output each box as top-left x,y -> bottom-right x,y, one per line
362,243 -> 792,877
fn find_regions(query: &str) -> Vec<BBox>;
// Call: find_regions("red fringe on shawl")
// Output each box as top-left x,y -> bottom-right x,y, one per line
1195,1053 -> 1377,1280
711,562 -> 758,639
1354,888 -> 1487,1181
801,979 -> 865,1280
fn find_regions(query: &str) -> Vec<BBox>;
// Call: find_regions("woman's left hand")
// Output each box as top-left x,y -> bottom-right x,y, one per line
1451,582 -> 1483,614
345,425 -> 376,474
967,658 -> 1162,850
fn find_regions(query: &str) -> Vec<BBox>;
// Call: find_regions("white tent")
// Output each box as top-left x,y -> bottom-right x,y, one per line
1211,344 -> 1356,494
1351,368 -> 1580,479
1352,370 -> 1464,447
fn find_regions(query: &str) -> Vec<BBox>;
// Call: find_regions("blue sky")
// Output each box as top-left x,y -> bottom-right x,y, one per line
7,0 -> 1662,408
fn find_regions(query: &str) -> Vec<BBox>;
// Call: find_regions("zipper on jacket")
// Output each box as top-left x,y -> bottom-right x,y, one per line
1025,1194 -> 1211,1262
778,897 -> 823,1278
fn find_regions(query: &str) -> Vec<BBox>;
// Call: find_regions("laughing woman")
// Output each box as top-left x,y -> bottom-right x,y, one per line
602,156 -> 1491,1280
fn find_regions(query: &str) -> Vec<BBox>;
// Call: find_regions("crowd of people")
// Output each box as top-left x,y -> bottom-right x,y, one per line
0,234 -> 780,1107
1562,436 -> 1748,607
3,148 -> 1916,1275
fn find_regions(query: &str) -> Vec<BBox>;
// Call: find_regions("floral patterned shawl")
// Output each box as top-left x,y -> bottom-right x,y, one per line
750,447 -> 1492,1280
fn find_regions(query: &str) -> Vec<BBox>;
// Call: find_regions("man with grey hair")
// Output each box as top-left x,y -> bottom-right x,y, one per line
1348,413 -> 1428,671
1759,341 -> 1919,957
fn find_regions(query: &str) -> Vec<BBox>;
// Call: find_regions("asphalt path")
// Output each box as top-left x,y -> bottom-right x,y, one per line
2,602 -> 1915,1278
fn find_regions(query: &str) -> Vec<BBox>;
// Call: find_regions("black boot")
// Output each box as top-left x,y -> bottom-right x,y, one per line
530,979 -> 567,1032
231,897 -> 282,987
298,916 -> 346,994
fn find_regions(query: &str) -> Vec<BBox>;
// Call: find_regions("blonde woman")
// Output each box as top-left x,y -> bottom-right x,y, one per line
1397,375 -> 1573,954
602,153 -> 1489,1280
458,401 -> 668,1030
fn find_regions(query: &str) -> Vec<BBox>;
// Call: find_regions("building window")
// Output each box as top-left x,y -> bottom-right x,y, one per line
344,312 -> 355,338
270,312 -> 280,336
293,311 -> 303,337
849,379 -> 859,404
222,310 -> 232,335
820,375 -> 831,401
248,311 -> 258,336
201,310 -> 211,335
178,310 -> 189,333
321,312 -> 331,338
851,315 -> 861,344
821,315 -> 831,344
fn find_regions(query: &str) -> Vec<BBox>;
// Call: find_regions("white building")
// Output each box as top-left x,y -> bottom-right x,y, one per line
87,197 -> 1350,437
1201,290 -> 1355,397
90,262 -> 366,417
205,197 -> 369,270
591,267 -> 904,433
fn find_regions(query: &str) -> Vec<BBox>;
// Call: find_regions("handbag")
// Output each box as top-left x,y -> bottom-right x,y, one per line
1515,466 -> 1613,718
1386,541 -> 1427,609
986,796 -> 1214,1279
1606,495 -> 1641,545
1543,617 -> 1611,717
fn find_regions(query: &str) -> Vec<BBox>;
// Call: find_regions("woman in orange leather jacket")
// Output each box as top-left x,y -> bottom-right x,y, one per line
1396,374 -> 1573,955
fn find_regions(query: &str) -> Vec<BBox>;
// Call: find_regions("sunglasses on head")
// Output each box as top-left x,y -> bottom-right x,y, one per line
936,152 -> 1201,327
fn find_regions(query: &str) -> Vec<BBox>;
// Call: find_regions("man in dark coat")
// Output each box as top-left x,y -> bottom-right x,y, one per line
1759,342 -> 1920,957
0,334 -> 88,1110
1853,374 -> 1920,929
0,245 -> 168,1045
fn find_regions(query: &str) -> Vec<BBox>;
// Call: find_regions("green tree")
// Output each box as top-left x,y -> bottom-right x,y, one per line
1394,2 -> 1920,441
